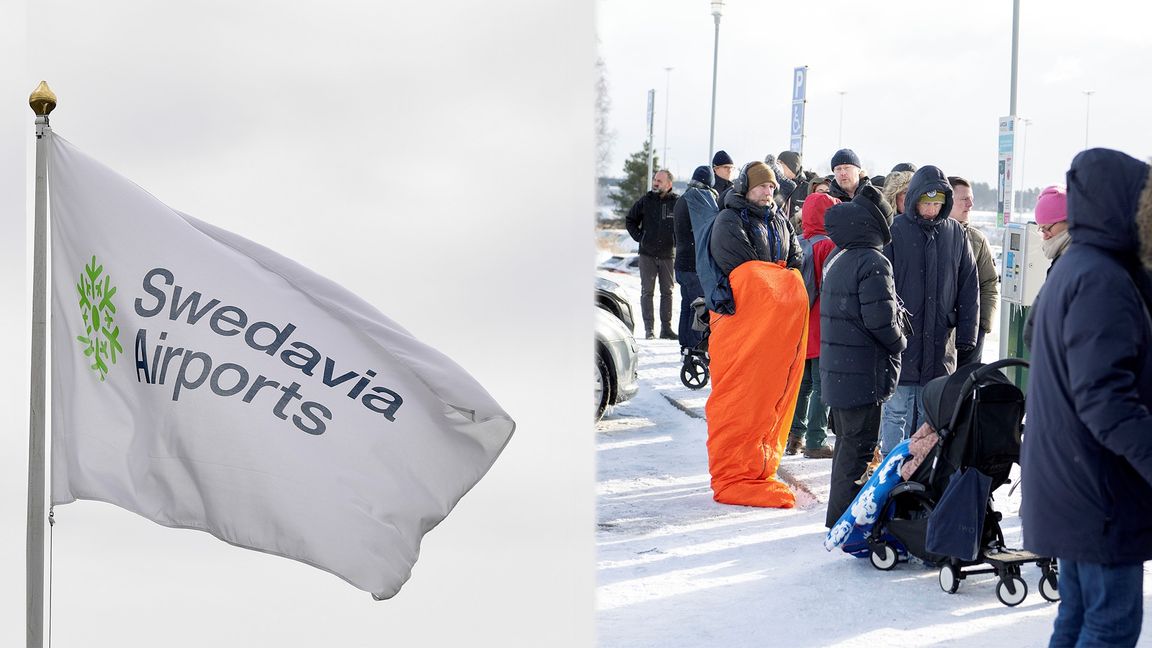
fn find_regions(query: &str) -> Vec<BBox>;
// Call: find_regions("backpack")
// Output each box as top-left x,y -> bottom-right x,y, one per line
685,187 -> 734,315
799,234 -> 829,307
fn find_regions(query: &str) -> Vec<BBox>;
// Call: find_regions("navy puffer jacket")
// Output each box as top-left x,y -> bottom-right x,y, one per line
883,166 -> 978,385
1022,148 -> 1152,564
820,186 -> 907,408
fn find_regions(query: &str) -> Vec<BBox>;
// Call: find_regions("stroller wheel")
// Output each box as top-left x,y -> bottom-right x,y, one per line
1039,571 -> 1060,602
680,356 -> 709,390
996,575 -> 1028,607
869,544 -> 898,571
938,565 -> 960,594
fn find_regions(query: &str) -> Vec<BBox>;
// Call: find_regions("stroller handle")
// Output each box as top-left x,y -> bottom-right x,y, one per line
931,357 -> 1031,484
971,357 -> 1030,381
953,358 -> 1030,414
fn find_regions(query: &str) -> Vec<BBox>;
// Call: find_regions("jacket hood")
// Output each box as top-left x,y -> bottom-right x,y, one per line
825,186 -> 894,250
801,193 -> 840,238
900,165 -> 953,228
1067,148 -> 1152,259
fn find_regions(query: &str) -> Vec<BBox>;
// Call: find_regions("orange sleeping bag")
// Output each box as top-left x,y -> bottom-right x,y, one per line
704,260 -> 809,508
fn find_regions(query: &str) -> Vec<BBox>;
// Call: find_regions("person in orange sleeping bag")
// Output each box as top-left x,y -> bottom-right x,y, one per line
706,161 -> 808,508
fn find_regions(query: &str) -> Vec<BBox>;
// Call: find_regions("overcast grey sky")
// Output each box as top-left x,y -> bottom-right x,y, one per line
2,1 -> 593,646
598,0 -> 1152,189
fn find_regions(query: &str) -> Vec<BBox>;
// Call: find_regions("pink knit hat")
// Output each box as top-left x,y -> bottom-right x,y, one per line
1035,185 -> 1067,225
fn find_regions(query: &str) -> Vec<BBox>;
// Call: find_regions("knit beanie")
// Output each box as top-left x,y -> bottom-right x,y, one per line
712,150 -> 734,167
691,165 -> 713,185
891,162 -> 917,173
1035,185 -> 1068,225
778,151 -> 802,175
831,148 -> 862,169
744,162 -> 777,191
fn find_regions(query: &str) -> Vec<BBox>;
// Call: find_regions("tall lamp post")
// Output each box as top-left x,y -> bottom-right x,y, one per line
1083,90 -> 1095,150
837,91 -> 848,147
1018,117 -> 1032,212
663,66 -> 673,169
708,0 -> 723,162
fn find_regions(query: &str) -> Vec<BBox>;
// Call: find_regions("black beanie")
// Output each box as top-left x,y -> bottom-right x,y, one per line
691,165 -> 713,185
712,150 -> 734,167
891,162 -> 917,173
831,148 -> 861,169
778,151 -> 802,175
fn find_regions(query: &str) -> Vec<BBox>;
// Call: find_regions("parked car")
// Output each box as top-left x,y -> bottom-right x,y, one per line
597,253 -> 640,276
595,276 -> 635,332
595,281 -> 639,421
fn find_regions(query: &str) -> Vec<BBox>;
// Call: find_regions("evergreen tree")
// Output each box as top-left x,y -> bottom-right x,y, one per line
611,141 -> 660,217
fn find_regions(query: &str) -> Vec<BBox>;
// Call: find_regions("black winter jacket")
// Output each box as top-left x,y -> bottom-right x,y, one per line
820,189 -> 907,409
783,169 -> 818,223
1022,148 -> 1152,564
713,175 -> 733,195
883,166 -> 978,385
709,190 -> 802,276
626,190 -> 679,258
828,174 -> 872,203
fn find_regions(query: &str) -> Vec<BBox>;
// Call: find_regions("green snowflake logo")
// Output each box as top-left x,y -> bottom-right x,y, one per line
76,255 -> 122,382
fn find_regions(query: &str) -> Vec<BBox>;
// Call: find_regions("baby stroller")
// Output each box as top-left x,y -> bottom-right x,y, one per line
863,358 -> 1060,607
679,297 -> 711,390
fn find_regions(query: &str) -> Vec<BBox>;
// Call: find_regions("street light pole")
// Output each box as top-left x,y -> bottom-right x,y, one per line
837,91 -> 847,147
708,0 -> 723,163
1018,118 -> 1032,212
1083,90 -> 1095,150
663,66 -> 672,170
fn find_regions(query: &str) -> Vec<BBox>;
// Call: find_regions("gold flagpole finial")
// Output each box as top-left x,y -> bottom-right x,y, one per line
29,81 -> 57,116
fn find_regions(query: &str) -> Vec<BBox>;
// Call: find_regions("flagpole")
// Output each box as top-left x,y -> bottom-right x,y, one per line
27,81 -> 56,648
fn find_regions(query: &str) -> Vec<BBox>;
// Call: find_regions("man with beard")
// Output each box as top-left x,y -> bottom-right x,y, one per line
879,166 -> 979,456
704,161 -> 805,508
829,148 -> 872,202
626,169 -> 679,339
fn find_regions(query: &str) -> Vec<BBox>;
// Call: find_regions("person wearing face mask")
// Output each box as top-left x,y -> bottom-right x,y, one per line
1023,185 -> 1070,350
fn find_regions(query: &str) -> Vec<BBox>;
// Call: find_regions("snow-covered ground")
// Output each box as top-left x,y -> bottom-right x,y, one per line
595,267 -> 1152,648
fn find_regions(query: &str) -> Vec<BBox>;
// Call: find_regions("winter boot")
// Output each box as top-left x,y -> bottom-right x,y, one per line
803,445 -> 834,459
785,436 -> 803,456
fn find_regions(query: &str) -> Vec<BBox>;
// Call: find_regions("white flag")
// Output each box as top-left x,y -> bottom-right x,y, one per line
48,132 -> 515,599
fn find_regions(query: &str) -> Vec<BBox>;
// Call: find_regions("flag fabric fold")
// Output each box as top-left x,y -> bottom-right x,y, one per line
48,132 -> 515,599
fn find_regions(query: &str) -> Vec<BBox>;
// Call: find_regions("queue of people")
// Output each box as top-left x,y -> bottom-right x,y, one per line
623,142 -> 1152,646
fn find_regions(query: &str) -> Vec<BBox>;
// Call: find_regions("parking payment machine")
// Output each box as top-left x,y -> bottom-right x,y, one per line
1002,222 -> 1048,307
1000,221 -> 1048,388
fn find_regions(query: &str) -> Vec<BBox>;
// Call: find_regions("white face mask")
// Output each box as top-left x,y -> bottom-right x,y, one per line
1041,229 -> 1071,260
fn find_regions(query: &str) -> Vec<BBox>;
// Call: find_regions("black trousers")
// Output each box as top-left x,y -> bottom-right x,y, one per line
638,254 -> 674,333
825,403 -> 883,528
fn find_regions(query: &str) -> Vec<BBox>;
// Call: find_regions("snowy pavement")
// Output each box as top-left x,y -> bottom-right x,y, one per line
594,268 -> 1152,647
